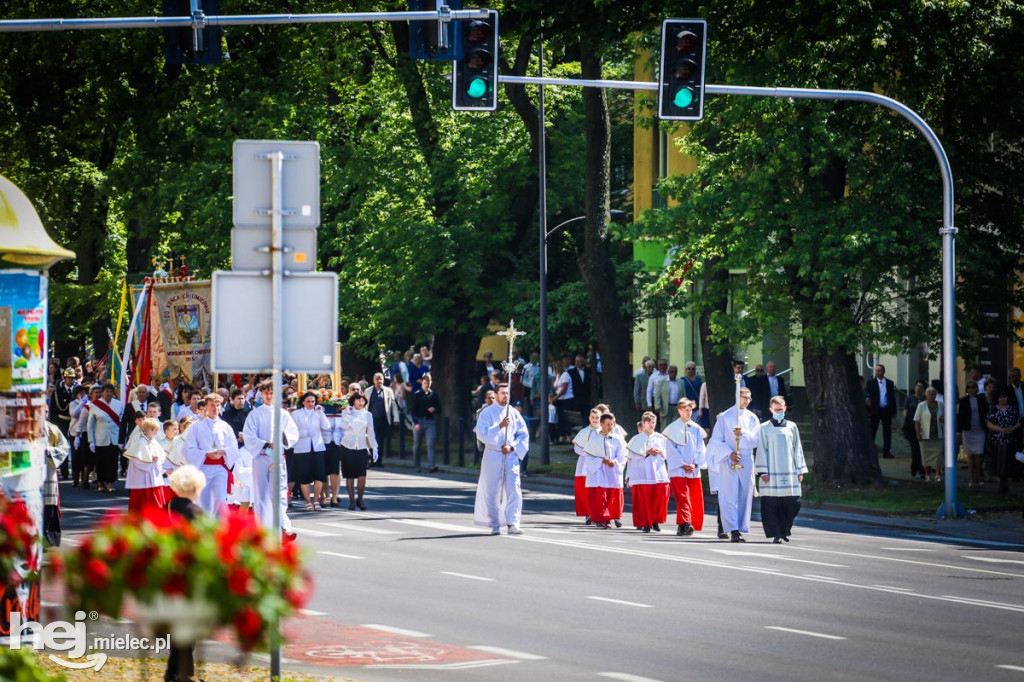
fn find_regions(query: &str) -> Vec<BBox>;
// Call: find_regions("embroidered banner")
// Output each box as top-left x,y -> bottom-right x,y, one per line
152,281 -> 212,386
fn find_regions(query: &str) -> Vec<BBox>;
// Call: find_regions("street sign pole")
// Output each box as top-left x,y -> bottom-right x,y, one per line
268,149 -> 285,679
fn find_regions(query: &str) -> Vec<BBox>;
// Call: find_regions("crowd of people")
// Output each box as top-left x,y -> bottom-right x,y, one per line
868,363 -> 1024,494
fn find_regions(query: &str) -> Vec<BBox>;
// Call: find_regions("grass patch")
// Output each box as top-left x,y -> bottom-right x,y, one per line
802,472 -> 1024,514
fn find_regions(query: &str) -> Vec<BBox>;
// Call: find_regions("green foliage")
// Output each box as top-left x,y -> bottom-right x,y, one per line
630,0 -> 1024,358
0,646 -> 65,682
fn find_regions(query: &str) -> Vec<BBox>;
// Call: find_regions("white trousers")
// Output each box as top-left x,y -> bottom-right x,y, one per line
473,448 -> 522,529
197,464 -> 229,516
716,460 -> 754,533
252,452 -> 292,533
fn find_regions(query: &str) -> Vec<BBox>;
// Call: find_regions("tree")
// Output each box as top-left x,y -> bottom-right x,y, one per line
633,0 -> 1024,485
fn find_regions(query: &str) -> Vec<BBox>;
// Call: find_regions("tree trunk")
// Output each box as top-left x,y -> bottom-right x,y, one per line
577,43 -> 635,426
430,328 -> 479,431
802,340 -> 881,485
697,259 -> 736,424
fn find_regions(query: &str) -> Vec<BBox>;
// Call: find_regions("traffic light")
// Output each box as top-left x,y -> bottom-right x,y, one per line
409,0 -> 463,61
658,19 -> 707,121
163,0 -> 223,66
452,10 -> 499,111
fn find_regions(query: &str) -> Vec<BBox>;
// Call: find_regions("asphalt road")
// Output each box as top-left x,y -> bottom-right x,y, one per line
55,471 -> 1024,681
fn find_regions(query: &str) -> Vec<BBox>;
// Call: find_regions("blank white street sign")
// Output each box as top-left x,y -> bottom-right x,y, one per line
230,227 -> 318,272
210,270 -> 337,373
233,139 -> 320,228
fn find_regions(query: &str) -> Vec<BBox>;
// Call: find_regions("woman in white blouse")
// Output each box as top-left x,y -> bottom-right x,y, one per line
291,392 -> 331,511
340,393 -> 379,510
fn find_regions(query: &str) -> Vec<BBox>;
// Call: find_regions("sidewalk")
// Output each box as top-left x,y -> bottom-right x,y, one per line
379,429 -> 1024,546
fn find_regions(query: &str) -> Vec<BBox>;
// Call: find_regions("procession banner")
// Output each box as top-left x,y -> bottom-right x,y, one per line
152,280 -> 212,385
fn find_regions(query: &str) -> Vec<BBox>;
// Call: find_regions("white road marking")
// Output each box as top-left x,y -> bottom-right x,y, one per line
790,546 -> 1024,578
299,609 -> 327,616
906,533 -> 1024,548
318,522 -> 401,535
803,575 -> 840,581
291,527 -> 338,537
765,626 -> 846,640
597,673 -> 668,682
880,547 -> 935,552
966,556 -> 1024,565
587,596 -> 653,609
467,645 -> 547,660
388,518 -> 486,533
872,585 -> 913,592
319,551 -> 365,560
441,571 -> 494,582
710,549 -> 847,568
369,659 -> 517,670
996,665 -> 1024,673
940,595 -> 1024,612
510,533 -> 1024,615
361,624 -> 433,638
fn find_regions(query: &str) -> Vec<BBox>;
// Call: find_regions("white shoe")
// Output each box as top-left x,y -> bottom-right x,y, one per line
508,526 -> 524,535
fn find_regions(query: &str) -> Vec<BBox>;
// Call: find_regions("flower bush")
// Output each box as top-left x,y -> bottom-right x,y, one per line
0,494 -> 38,584
60,508 -> 311,651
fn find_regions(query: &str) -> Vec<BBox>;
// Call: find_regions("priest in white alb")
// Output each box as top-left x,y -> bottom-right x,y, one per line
707,386 -> 760,542
182,393 -> 239,515
756,396 -> 808,543
474,383 -> 530,535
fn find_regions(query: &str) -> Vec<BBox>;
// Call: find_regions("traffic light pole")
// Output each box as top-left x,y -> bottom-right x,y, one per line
0,8 -> 490,32
502,74 -> 960,520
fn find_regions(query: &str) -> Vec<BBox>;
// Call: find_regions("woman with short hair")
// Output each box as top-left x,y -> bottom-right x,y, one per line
340,393 -> 378,510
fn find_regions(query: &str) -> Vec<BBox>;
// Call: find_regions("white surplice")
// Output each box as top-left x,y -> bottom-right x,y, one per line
473,403 -> 530,530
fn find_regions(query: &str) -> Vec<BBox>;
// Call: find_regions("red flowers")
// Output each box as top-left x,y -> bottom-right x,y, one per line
84,557 -> 111,589
0,494 -> 38,583
233,607 -> 264,648
62,504 -> 311,652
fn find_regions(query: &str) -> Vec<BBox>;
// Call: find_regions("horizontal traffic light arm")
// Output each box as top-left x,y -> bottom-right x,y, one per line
0,8 -> 491,32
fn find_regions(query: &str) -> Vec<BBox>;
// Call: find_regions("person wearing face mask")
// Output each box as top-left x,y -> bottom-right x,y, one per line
756,396 -> 808,543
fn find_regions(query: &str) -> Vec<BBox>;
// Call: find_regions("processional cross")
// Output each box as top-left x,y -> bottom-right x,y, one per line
497,319 -> 526,378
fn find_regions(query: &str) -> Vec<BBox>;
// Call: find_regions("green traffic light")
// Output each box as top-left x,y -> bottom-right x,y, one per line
673,87 -> 695,109
467,77 -> 488,98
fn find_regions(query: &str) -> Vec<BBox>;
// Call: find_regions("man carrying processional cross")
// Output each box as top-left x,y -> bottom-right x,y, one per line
473,321 -> 530,536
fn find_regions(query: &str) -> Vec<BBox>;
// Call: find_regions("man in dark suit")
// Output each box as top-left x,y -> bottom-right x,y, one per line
566,354 -> 590,416
865,363 -> 897,458
749,361 -> 787,419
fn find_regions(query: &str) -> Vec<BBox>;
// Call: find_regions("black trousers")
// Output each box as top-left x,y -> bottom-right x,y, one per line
372,416 -> 392,463
906,433 -> 923,476
760,496 -> 801,539
870,412 -> 893,454
95,445 -> 120,484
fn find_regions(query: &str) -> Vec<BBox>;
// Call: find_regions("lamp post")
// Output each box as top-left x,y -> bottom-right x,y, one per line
537,209 -> 626,464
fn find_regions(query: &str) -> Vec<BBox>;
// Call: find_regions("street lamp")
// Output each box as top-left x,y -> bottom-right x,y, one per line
537,209 -> 627,464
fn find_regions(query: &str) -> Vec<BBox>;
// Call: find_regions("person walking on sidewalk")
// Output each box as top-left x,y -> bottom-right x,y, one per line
473,383 -> 530,535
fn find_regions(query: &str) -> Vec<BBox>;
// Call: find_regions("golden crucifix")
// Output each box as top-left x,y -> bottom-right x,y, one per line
497,319 -> 526,377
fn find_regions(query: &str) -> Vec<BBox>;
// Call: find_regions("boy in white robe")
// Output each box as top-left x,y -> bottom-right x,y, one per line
707,387 -> 760,542
572,409 -> 603,523
473,384 -> 530,535
584,414 -> 628,529
756,396 -> 808,543
663,399 -> 707,536
182,394 -> 240,515
625,412 -> 670,532
243,380 -> 300,540
124,418 -> 171,516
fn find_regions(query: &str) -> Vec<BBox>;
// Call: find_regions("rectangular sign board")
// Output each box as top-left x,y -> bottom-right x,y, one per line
211,270 -> 338,373
233,139 -> 321,228
230,227 -> 318,272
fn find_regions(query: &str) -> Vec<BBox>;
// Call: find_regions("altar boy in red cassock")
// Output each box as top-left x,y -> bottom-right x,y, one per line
663,399 -> 707,536
584,414 -> 627,529
625,412 -> 670,533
